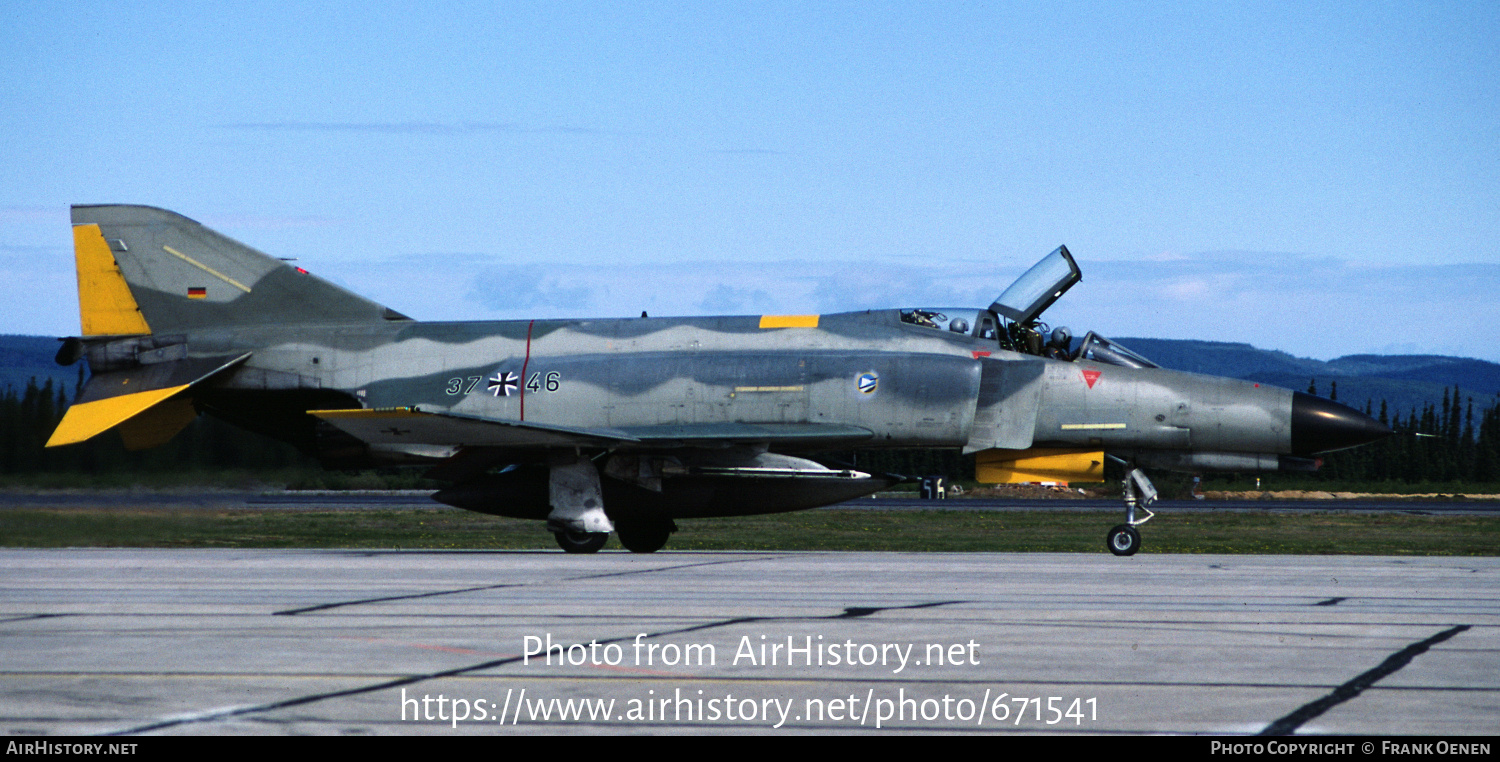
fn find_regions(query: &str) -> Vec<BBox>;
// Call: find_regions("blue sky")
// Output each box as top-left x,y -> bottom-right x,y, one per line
2,2 -> 1497,360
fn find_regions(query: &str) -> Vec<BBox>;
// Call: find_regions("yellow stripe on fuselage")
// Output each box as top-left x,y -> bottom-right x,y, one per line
45,384 -> 190,448
758,315 -> 820,329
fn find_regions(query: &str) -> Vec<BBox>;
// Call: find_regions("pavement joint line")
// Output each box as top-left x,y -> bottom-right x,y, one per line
839,601 -> 966,618
559,554 -> 786,582
0,614 -> 69,624
273,584 -> 526,616
272,556 -> 780,616
1257,624 -> 1473,736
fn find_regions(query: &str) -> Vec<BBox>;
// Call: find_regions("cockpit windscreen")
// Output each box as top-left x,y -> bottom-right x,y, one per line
1075,332 -> 1160,369
899,309 -> 998,340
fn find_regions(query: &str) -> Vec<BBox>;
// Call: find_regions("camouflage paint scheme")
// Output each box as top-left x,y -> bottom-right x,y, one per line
48,205 -> 1391,554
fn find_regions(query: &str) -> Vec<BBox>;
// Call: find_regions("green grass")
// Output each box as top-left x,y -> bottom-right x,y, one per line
0,507 -> 1495,555
0,468 -> 442,491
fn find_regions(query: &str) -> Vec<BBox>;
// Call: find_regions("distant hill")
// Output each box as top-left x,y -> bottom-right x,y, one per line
0,335 -> 77,396
3,334 -> 1497,417
1115,338 -> 1500,416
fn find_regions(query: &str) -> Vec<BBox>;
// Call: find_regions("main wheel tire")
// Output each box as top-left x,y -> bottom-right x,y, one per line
555,528 -> 609,553
1107,524 -> 1141,556
614,518 -> 675,553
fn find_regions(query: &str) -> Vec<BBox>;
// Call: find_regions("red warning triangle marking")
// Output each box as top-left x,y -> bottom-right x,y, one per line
1082,369 -> 1101,389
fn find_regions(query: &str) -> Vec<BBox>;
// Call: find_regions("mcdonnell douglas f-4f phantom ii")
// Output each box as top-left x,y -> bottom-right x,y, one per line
47,205 -> 1392,555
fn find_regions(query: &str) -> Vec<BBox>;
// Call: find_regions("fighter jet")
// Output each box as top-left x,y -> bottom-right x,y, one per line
47,205 -> 1392,555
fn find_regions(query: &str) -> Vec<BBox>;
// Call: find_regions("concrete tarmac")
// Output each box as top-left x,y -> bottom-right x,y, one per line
0,549 -> 1495,736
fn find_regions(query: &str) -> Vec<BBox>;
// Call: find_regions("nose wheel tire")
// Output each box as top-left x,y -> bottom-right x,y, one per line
555,529 -> 609,554
1107,524 -> 1141,556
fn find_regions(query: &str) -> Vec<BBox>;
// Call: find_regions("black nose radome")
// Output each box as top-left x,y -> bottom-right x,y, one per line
1291,392 -> 1394,456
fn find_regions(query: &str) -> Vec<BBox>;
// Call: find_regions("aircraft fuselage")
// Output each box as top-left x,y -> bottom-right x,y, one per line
51,205 -> 1395,553
186,308 -> 1306,461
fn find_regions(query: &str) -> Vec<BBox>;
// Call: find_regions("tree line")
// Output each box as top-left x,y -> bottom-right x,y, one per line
1315,383 -> 1500,484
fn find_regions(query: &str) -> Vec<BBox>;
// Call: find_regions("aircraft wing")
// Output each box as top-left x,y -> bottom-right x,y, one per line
614,422 -> 874,448
308,407 -> 641,448
308,406 -> 875,451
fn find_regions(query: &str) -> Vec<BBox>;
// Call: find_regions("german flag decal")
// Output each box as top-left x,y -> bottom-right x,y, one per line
187,287 -> 207,299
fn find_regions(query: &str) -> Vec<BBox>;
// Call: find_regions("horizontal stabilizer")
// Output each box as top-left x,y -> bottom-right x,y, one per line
47,385 -> 188,448
46,353 -> 251,448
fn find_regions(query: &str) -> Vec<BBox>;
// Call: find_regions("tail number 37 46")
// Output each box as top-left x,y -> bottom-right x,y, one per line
446,371 -> 561,396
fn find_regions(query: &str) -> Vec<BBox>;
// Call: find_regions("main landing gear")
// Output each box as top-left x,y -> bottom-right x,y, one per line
614,517 -> 677,554
546,454 -> 614,554
543,454 -> 680,554
551,518 -> 678,554
1106,465 -> 1158,556
555,528 -> 609,553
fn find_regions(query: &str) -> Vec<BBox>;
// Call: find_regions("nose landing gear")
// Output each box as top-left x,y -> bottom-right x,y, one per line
1106,465 -> 1157,556
1106,524 -> 1140,556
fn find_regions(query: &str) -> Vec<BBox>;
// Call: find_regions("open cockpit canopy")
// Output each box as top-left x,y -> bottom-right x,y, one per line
989,245 -> 1081,325
895,245 -> 1160,367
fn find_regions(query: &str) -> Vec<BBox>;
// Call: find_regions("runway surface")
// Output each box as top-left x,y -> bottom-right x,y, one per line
0,548 -> 1494,735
